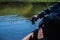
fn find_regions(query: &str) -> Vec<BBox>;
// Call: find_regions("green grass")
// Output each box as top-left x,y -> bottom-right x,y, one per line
33,3 -> 52,14
24,0 -> 58,2
0,3 -> 52,18
0,4 -> 33,16
0,0 -> 58,2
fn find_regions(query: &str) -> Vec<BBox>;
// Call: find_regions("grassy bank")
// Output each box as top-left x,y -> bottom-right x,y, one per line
0,2 -> 53,18
0,0 -> 58,2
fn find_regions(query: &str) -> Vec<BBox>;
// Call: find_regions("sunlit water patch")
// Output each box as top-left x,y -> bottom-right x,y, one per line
0,15 -> 42,40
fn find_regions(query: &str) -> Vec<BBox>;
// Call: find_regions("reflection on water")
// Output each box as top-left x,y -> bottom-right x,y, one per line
0,15 -> 42,40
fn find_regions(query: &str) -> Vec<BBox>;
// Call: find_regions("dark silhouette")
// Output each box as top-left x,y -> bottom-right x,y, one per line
31,2 -> 60,40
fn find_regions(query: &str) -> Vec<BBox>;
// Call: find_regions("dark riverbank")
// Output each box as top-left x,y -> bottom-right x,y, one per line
0,2 -> 54,18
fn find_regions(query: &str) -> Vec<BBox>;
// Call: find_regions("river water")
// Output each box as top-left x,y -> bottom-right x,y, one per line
0,15 -> 42,40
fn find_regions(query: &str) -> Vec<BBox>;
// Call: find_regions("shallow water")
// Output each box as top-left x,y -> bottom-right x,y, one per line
0,15 -> 42,40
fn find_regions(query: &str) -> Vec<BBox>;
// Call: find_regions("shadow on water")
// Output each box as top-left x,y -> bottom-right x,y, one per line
0,15 -> 42,40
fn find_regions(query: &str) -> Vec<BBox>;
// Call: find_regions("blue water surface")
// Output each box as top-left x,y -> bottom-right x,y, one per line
0,15 -> 42,40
